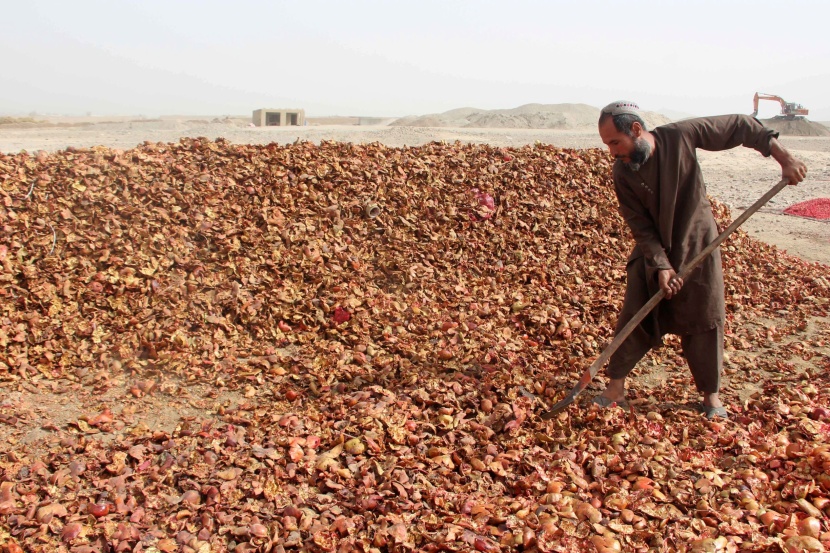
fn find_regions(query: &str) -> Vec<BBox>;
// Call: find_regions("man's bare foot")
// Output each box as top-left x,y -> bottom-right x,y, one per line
595,378 -> 627,405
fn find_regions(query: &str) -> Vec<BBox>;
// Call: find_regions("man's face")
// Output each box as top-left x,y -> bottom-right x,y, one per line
598,118 -> 651,171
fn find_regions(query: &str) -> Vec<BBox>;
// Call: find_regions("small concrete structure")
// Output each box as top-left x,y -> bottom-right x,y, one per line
252,108 -> 306,127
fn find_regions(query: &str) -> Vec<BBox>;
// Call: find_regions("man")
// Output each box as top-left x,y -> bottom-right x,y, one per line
595,101 -> 807,418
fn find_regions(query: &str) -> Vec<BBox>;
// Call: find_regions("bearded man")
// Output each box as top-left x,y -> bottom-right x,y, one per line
595,101 -> 807,418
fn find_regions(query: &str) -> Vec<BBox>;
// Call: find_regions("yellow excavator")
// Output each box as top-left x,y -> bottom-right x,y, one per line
751,92 -> 809,120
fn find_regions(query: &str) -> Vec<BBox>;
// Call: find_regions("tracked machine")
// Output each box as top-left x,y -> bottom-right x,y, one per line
751,92 -> 809,120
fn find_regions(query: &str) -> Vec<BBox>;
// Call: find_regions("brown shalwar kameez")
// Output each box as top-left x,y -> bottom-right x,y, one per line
608,115 -> 778,392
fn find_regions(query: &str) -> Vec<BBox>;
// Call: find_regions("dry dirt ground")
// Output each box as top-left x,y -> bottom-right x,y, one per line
1,118 -> 828,454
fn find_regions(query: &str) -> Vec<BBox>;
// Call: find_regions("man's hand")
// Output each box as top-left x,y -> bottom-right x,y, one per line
781,157 -> 807,185
770,138 -> 807,185
659,269 -> 683,299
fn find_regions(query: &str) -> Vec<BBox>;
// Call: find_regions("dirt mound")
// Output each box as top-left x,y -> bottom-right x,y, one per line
759,117 -> 830,136
392,103 -> 673,130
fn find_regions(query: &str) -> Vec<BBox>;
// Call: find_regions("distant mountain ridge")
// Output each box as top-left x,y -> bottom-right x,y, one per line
391,103 -> 673,130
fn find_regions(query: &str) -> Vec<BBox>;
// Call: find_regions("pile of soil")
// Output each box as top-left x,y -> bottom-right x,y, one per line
759,117 -> 830,137
392,103 -> 673,130
784,197 -> 830,220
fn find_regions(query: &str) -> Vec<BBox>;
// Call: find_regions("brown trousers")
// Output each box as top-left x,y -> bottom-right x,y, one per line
606,258 -> 723,394
606,323 -> 723,393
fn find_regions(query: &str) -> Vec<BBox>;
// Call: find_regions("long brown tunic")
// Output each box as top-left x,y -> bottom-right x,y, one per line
612,114 -> 778,336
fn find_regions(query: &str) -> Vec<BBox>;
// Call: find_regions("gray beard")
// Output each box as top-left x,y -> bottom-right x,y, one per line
624,137 -> 652,172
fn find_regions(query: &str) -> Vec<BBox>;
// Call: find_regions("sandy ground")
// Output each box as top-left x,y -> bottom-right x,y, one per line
1,119 -> 828,266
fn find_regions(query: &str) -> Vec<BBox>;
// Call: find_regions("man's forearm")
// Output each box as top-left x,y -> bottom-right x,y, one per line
769,138 -> 795,166
769,137 -> 808,185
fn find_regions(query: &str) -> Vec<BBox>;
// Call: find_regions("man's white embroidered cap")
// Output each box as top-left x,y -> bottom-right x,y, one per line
602,101 -> 641,116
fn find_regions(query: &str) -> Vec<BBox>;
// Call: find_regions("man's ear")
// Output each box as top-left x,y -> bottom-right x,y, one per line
630,121 -> 643,137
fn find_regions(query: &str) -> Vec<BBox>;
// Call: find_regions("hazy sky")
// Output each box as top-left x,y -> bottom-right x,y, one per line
2,0 -> 829,119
